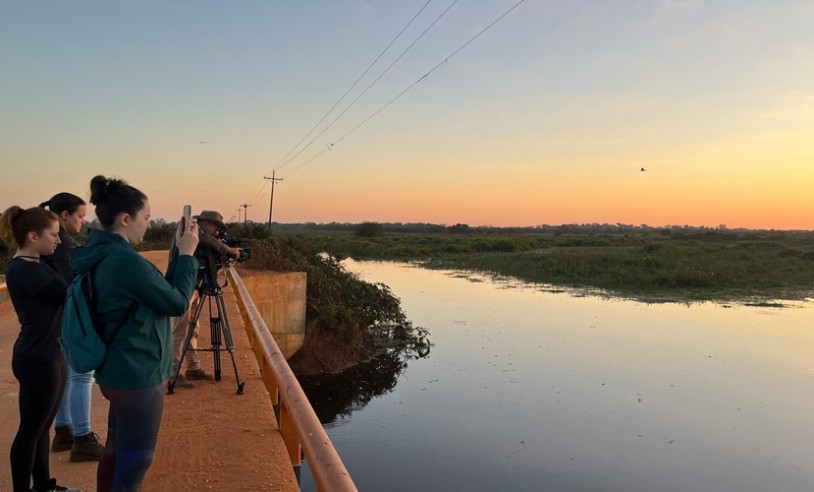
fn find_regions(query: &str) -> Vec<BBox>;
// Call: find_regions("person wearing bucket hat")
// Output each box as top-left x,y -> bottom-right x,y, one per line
195,210 -> 228,231
168,210 -> 241,388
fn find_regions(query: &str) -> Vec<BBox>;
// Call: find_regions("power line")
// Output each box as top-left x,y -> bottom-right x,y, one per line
244,2 -> 437,208
271,0 -> 434,174
243,179 -> 270,217
282,146 -> 332,178
273,0 -> 459,175
283,0 -> 528,179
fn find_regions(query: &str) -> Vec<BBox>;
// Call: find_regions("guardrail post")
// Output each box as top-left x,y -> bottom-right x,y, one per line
279,400 -> 302,467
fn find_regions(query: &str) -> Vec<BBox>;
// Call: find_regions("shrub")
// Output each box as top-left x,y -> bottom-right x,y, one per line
778,248 -> 801,258
142,223 -> 176,245
492,240 -> 517,252
229,222 -> 271,240
447,223 -> 470,234
244,236 -> 429,356
355,222 -> 383,238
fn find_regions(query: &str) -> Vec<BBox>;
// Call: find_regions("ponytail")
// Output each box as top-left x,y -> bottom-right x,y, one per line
40,192 -> 85,215
0,206 -> 58,247
89,175 -> 146,230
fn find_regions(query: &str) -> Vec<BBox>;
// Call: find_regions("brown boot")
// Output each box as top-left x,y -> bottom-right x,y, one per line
51,425 -> 73,452
70,432 -> 104,462
174,373 -> 196,388
185,368 -> 214,381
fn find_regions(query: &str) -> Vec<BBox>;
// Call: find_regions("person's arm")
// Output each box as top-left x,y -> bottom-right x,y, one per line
165,248 -> 199,296
106,251 -> 197,318
26,264 -> 67,306
198,232 -> 230,255
199,231 -> 241,259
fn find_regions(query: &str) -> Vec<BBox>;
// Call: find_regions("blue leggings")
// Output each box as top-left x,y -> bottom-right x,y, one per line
97,385 -> 164,492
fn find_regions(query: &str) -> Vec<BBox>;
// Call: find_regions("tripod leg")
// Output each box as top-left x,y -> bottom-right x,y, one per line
168,293 -> 206,394
210,314 -> 222,381
216,294 -> 236,352
214,293 -> 245,395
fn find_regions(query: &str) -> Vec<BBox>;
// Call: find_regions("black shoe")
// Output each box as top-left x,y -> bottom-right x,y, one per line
33,477 -> 82,491
70,432 -> 104,462
51,425 -> 73,452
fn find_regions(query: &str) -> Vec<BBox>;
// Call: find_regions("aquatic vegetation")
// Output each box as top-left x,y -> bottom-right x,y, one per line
294,229 -> 814,303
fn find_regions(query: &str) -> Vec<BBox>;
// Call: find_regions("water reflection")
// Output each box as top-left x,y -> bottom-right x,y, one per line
299,260 -> 814,492
299,346 -> 428,425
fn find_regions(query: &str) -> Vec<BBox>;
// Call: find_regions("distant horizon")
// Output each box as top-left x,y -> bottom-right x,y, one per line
138,217 -> 814,233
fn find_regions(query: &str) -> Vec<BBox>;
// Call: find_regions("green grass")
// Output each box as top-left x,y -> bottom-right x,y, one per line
5,227 -> 814,304
292,231 -> 814,303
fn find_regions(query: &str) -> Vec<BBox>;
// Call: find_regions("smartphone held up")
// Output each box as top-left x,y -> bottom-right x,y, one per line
181,205 -> 192,236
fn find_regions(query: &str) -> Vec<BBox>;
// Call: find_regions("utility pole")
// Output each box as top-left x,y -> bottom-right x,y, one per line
263,171 -> 283,233
240,203 -> 251,225
236,207 -> 243,224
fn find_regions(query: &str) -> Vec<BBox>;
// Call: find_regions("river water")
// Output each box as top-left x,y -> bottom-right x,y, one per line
299,260 -> 814,492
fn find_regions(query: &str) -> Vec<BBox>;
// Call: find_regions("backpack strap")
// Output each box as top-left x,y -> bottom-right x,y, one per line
104,301 -> 139,345
88,256 -> 139,347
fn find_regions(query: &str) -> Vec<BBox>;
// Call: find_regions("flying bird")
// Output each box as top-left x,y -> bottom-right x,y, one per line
200,141 -> 208,144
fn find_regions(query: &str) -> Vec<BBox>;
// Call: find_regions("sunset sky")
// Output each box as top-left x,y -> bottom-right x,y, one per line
2,1 -> 813,229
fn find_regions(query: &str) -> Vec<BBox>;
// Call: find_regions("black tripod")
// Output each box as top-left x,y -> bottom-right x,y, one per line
167,261 -> 245,395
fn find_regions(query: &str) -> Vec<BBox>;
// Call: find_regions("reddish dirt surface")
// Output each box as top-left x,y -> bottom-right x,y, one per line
0,251 -> 299,491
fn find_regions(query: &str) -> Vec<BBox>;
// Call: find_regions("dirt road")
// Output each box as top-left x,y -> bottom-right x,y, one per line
0,251 -> 299,491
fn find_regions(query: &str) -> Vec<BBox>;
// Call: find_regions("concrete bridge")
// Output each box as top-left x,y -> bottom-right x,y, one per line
0,251 -> 355,491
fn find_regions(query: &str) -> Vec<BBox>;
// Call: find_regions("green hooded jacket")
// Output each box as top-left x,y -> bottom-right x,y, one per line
70,228 -> 197,389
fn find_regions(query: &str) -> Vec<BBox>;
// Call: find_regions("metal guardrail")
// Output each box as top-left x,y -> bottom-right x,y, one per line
226,266 -> 358,492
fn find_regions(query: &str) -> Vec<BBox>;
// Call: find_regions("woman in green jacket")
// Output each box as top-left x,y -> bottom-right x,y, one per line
70,175 -> 199,491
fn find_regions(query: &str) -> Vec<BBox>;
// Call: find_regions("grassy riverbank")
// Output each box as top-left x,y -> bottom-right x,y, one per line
292,230 -> 814,303
4,225 -> 813,304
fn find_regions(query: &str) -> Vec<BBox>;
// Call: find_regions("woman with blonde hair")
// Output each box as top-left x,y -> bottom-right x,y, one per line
0,205 -> 80,492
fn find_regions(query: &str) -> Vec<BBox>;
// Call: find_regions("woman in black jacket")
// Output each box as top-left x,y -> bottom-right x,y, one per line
41,192 -> 105,461
0,205 -> 80,492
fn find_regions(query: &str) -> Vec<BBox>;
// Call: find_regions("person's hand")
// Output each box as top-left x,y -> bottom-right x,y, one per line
228,247 -> 241,260
176,218 -> 200,256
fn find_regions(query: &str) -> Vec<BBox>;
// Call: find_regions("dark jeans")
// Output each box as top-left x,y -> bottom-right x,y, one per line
97,384 -> 164,492
10,358 -> 66,492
